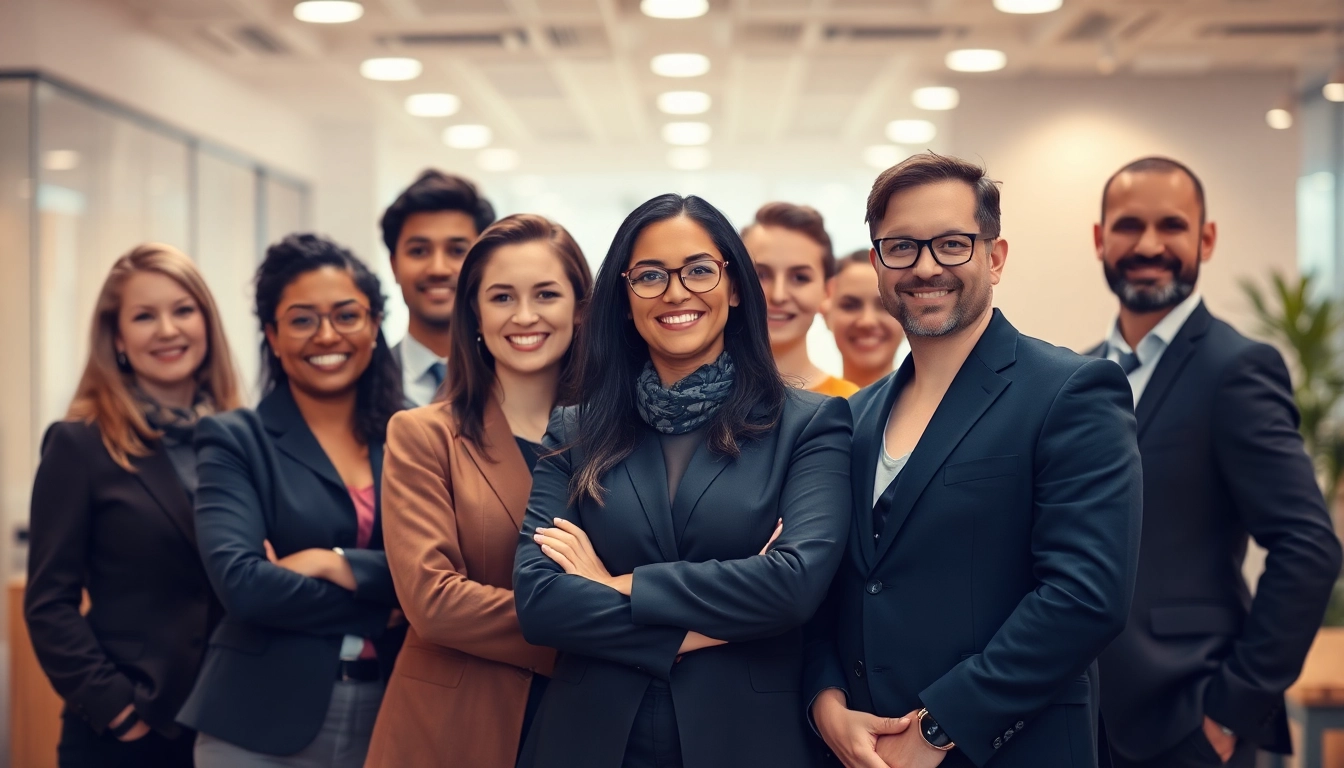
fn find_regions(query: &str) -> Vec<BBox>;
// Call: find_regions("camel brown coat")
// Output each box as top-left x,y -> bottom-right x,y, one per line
366,398 -> 555,768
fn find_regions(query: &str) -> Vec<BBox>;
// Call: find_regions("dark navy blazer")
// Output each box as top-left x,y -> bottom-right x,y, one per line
805,309 -> 1143,768
176,386 -> 403,756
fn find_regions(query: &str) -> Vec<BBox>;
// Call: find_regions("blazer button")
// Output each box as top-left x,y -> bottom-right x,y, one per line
853,660 -> 865,678
993,737 -> 1003,749
1015,721 -> 1024,731
865,580 -> 883,595
1004,729 -> 1014,741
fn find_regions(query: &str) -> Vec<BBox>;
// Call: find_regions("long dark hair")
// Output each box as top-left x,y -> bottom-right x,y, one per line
446,214 -> 593,454
255,233 -> 402,445
568,193 -> 785,504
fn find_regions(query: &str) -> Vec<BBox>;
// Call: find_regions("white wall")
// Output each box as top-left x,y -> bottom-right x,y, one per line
951,73 -> 1299,351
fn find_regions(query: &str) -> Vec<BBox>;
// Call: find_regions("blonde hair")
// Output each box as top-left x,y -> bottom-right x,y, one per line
66,243 -> 242,470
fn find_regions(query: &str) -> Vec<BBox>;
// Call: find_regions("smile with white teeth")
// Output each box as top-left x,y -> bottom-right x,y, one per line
658,311 -> 703,327
306,353 -> 350,368
150,346 -> 188,358
909,290 -> 950,299
507,333 -> 548,348
766,312 -> 794,321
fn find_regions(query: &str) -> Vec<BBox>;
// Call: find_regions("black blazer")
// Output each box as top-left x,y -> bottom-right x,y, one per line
804,309 -> 1143,768
1091,302 -> 1342,761
176,387 -> 404,756
513,391 -> 853,768
25,420 -> 219,737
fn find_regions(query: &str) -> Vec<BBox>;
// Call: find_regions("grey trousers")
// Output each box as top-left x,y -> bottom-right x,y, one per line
194,680 -> 384,768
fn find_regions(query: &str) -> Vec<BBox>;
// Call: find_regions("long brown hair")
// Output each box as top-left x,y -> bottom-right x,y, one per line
445,214 -> 593,455
66,243 -> 242,470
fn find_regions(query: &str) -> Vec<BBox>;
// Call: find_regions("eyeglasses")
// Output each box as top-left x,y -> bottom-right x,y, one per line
276,304 -> 372,340
871,233 -> 991,270
621,259 -> 728,299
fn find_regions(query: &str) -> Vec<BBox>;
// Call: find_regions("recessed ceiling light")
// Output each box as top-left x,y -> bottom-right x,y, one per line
886,120 -> 937,144
1266,108 -> 1293,130
668,147 -> 711,170
293,0 -> 364,23
1325,66 -> 1344,102
657,91 -> 712,115
946,49 -> 1007,73
993,0 -> 1062,14
360,57 -> 422,81
43,150 -> 80,171
443,124 -> 492,149
641,0 -> 709,19
912,86 -> 959,111
477,148 -> 519,172
405,93 -> 460,117
662,122 -> 712,146
651,53 -> 710,78
863,145 -> 907,171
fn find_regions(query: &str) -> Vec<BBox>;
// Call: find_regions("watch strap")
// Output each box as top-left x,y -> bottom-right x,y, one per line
107,709 -> 140,739
918,707 -> 955,751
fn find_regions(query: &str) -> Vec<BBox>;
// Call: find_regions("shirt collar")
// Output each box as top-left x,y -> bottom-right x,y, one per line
400,331 -> 446,379
1105,291 -> 1203,358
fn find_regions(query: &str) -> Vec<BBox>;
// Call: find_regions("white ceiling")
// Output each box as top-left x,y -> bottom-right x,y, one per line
109,0 -> 1344,172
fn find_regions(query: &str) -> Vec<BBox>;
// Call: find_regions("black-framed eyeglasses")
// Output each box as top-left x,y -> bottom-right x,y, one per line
276,304 -> 372,340
871,233 -> 991,270
621,259 -> 729,299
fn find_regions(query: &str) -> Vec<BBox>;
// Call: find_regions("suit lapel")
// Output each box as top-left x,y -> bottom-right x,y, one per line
368,440 -> 385,548
623,432 -> 679,562
670,440 -> 730,542
258,387 -> 349,493
459,398 -> 532,531
853,366 -> 907,570
1134,302 -> 1210,441
872,311 -> 1015,564
130,448 -> 197,547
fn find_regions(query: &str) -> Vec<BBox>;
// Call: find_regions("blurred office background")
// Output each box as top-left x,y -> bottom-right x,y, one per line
1,0 -> 1343,762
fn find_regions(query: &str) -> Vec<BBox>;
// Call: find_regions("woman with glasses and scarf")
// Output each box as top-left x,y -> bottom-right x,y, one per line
178,234 -> 405,768
26,243 -> 241,767
513,194 -> 856,768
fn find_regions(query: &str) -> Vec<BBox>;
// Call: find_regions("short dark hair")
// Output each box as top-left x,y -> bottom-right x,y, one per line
865,152 -> 1001,239
255,233 -> 402,445
836,248 -> 872,274
446,214 -> 593,453
742,202 -> 837,278
1100,156 -> 1206,225
567,193 -> 786,505
379,169 -> 497,255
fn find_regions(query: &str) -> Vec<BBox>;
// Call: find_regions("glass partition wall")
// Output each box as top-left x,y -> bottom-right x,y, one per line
0,71 -> 310,581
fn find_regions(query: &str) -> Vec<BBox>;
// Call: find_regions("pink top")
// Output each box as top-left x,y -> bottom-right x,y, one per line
347,485 -> 377,659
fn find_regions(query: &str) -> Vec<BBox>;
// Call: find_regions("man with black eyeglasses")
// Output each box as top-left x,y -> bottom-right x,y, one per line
1089,157 -> 1340,768
804,152 -> 1142,768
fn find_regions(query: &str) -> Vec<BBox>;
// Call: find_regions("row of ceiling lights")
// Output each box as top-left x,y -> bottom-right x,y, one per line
291,0 -> 1052,172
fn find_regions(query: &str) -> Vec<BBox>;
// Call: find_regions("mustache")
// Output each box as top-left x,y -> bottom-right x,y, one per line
892,274 -> 963,293
415,276 -> 457,291
1114,253 -> 1181,275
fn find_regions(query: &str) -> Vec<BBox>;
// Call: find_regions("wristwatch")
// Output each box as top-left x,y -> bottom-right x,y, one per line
107,709 -> 141,739
917,708 -> 955,751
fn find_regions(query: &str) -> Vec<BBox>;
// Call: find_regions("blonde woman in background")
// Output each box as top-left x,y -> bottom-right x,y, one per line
26,243 -> 241,768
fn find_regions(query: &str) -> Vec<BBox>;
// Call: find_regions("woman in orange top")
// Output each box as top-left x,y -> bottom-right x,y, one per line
741,202 -> 858,397
366,214 -> 591,767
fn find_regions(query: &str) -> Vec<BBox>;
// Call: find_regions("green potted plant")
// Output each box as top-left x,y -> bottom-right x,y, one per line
1242,270 -> 1344,624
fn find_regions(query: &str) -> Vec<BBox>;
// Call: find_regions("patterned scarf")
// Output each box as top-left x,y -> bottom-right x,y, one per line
133,385 -> 214,444
635,352 -> 736,435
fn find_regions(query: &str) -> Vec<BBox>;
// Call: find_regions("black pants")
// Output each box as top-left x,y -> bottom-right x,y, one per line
621,680 -> 683,768
58,711 -> 195,768
1111,725 -> 1258,768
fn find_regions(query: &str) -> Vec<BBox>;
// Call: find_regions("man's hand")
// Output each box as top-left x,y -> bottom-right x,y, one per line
1202,716 -> 1235,763
108,704 -> 150,742
812,688 -> 911,768
874,710 -> 947,768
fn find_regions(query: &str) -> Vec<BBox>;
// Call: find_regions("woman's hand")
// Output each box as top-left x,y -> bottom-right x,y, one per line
760,518 -> 782,555
534,519 -> 633,595
108,704 -> 150,742
264,540 -> 357,591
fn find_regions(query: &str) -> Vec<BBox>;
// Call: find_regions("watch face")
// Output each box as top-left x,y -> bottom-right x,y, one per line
922,716 -> 952,748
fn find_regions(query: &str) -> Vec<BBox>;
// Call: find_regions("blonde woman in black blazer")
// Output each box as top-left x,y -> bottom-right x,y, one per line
26,243 -> 241,768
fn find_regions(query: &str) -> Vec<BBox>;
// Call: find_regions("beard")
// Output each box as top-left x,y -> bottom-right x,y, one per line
414,276 -> 457,329
879,272 -> 992,338
1104,252 -> 1198,313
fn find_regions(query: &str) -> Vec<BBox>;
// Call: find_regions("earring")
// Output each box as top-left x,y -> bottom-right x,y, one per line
115,351 -> 131,372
